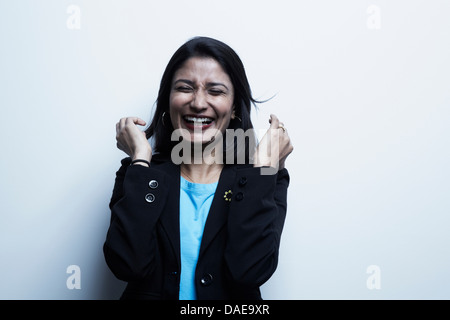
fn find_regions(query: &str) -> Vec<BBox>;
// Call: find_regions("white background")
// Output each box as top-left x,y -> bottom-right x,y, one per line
0,0 -> 449,299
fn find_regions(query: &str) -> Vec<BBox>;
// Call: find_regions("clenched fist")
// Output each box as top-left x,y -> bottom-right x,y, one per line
253,114 -> 293,172
116,117 -> 152,164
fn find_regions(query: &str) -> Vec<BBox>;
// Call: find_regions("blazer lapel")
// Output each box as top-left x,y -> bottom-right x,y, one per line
158,162 -> 236,264
198,165 -> 236,258
158,161 -> 181,268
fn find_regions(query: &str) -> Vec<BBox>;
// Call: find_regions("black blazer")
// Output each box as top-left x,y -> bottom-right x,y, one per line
103,156 -> 289,300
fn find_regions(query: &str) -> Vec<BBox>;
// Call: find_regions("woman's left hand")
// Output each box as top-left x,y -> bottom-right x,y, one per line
253,114 -> 293,170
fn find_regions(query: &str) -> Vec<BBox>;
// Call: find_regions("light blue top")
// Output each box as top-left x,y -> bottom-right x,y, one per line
179,176 -> 218,300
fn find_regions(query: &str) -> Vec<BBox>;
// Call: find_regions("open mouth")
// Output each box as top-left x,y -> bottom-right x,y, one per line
183,115 -> 214,130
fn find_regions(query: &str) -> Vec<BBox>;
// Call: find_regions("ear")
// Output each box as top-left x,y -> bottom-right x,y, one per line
231,107 -> 236,119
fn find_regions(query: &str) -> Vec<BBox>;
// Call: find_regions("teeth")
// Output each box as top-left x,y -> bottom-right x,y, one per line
184,116 -> 212,123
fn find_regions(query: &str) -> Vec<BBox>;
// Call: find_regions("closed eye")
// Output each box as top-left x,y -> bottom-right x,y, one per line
175,86 -> 194,93
208,89 -> 225,96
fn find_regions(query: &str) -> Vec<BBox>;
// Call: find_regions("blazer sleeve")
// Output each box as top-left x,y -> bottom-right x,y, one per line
103,158 -> 170,281
224,166 -> 290,289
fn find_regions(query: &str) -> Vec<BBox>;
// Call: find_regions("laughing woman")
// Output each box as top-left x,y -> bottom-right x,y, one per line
103,37 -> 293,300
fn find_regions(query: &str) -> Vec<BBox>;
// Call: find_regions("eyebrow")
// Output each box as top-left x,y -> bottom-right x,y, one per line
173,79 -> 229,91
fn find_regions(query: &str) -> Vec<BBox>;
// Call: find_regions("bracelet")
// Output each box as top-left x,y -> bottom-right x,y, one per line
130,159 -> 150,167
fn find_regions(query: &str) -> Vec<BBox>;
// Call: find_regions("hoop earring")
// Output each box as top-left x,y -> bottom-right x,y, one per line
162,112 -> 167,127
232,111 -> 242,122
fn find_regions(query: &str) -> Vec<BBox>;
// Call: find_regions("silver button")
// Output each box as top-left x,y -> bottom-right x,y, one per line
149,180 -> 158,189
145,193 -> 155,203
200,273 -> 213,286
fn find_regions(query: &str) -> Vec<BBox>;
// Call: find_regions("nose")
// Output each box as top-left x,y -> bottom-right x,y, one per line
190,89 -> 208,112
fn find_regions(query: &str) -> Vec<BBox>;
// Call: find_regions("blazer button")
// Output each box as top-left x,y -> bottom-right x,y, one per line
149,180 -> 158,189
235,192 -> 244,201
145,193 -> 155,203
239,177 -> 247,186
200,273 -> 213,286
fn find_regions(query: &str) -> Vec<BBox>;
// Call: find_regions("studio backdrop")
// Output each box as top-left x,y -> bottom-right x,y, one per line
0,0 -> 449,299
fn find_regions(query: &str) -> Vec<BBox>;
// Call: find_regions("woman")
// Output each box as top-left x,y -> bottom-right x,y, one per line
104,36 -> 293,300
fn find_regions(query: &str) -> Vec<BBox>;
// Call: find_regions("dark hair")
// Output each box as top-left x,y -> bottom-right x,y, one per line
145,36 -> 261,163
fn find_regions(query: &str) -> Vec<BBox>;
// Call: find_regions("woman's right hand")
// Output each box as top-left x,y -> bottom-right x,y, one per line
116,117 -> 152,162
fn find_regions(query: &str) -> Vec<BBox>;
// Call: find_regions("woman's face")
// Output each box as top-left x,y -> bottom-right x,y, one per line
169,56 -> 235,145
